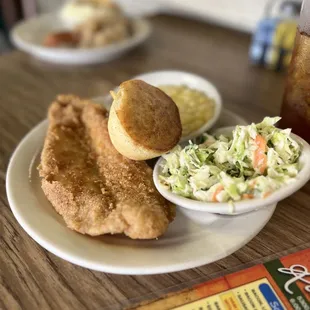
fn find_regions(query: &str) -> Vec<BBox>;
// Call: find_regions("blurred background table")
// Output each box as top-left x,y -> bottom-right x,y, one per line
0,15 -> 309,310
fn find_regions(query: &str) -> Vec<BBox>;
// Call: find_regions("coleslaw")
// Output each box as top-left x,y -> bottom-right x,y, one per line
159,117 -> 301,202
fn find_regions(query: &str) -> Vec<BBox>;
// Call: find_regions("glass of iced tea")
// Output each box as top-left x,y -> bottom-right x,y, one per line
280,0 -> 310,142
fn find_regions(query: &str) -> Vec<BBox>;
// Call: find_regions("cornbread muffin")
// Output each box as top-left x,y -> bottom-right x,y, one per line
108,80 -> 182,160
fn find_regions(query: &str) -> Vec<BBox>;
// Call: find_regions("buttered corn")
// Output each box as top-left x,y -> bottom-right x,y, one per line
159,85 -> 215,137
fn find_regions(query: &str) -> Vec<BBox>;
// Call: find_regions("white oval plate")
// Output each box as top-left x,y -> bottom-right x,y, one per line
6,104 -> 276,275
10,13 -> 151,65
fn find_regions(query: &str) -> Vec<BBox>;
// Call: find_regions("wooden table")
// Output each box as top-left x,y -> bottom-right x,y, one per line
0,15 -> 309,310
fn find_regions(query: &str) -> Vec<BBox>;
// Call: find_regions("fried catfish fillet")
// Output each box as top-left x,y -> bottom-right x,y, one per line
39,95 -> 175,239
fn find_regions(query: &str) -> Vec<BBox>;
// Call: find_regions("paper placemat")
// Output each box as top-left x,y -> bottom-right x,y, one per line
133,249 -> 310,310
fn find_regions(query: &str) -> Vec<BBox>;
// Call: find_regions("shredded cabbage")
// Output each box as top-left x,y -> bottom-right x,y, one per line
160,117 -> 301,202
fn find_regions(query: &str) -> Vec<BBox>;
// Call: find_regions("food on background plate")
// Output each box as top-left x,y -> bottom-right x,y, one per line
159,85 -> 215,137
60,0 -> 120,27
75,14 -> 129,48
108,80 -> 182,160
43,31 -> 79,48
44,0 -> 130,48
39,95 -> 175,239
159,117 -> 301,202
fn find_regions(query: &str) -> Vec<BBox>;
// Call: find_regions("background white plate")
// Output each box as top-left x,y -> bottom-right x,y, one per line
11,13 -> 151,65
6,105 -> 277,274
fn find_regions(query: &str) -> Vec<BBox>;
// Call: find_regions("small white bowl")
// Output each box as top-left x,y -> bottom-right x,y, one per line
132,70 -> 222,143
11,13 -> 151,65
153,129 -> 310,215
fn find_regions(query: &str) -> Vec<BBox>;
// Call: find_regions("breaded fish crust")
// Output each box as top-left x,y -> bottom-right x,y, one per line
39,95 -> 175,239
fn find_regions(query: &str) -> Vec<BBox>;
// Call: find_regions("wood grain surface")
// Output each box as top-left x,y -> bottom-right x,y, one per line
0,15 -> 309,310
